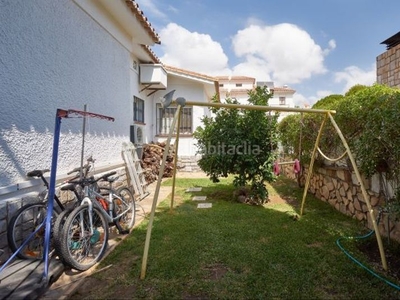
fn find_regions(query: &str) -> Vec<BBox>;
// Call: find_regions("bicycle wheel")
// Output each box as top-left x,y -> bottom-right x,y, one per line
115,187 -> 136,231
52,207 -> 74,257
7,202 -> 59,259
59,204 -> 109,271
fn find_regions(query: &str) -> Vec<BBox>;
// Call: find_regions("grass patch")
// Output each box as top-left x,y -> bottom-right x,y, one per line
71,176 -> 400,299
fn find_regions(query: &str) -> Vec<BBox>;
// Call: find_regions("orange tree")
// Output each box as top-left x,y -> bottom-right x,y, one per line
193,86 -> 279,204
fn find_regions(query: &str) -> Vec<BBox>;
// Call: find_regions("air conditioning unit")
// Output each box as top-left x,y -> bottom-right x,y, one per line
130,125 -> 145,159
130,125 -> 144,145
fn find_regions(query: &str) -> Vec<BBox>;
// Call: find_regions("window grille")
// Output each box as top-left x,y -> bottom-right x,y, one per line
156,104 -> 193,135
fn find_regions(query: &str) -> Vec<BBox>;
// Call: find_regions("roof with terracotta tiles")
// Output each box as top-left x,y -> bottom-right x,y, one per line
220,89 -> 251,94
125,0 -> 161,45
220,85 -> 295,94
217,76 -> 256,82
163,65 -> 220,102
141,45 -> 161,64
271,87 -> 296,93
164,65 -> 219,82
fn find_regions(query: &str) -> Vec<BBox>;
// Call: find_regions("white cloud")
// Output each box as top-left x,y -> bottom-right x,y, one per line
334,64 -> 376,93
231,22 -> 331,85
158,23 -> 231,75
156,20 -> 334,83
155,19 -> 374,106
232,55 -> 272,81
323,39 -> 336,55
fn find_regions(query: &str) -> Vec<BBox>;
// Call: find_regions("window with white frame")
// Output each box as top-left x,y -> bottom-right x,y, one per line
279,96 -> 286,105
156,104 -> 193,135
134,96 -> 145,123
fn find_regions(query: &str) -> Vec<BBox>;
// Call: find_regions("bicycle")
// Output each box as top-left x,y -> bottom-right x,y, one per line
51,158 -> 98,253
55,171 -> 135,271
7,159 -> 93,260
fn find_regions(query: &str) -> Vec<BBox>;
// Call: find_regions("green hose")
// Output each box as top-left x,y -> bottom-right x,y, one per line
336,211 -> 400,290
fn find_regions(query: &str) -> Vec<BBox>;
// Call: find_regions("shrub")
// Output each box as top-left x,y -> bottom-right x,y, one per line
279,84 -> 400,179
335,84 -> 400,179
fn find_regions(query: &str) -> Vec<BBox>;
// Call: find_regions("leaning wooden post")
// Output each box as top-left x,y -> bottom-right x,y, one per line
327,112 -> 388,271
300,113 -> 328,216
140,106 -> 182,280
170,108 -> 182,211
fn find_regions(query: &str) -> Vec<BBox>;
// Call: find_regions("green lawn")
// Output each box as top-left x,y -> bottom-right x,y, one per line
70,176 -> 400,299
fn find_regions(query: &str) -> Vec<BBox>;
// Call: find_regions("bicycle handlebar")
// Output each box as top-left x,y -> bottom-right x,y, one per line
98,171 -> 117,181
67,156 -> 96,175
67,164 -> 91,175
68,171 -> 117,186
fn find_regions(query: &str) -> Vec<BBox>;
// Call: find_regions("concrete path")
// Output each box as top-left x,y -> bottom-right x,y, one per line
41,171 -> 207,299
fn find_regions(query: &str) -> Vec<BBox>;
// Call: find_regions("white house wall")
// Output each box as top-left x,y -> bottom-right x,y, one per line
130,60 -> 153,145
268,94 -> 295,107
222,82 -> 254,91
151,77 -> 212,158
269,92 -> 295,121
0,0 -> 133,187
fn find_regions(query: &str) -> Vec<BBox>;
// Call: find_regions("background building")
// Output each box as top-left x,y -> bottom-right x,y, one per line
217,76 -> 296,121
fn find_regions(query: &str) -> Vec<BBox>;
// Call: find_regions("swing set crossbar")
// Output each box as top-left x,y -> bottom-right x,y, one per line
184,101 -> 336,114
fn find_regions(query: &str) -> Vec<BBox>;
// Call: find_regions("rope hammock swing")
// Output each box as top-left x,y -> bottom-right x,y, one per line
317,147 -> 347,162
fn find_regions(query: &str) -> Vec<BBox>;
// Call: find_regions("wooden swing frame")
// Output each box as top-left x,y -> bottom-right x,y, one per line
140,98 -> 387,279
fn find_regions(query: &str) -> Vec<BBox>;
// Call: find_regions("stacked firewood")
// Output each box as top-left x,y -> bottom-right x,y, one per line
141,142 -> 176,183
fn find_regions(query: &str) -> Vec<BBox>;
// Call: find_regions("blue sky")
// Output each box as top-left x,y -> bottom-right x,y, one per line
135,0 -> 400,106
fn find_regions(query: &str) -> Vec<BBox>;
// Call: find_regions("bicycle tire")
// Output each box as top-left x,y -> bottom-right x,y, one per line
115,187 -> 136,231
52,207 -> 74,257
7,202 -> 59,259
58,204 -> 109,271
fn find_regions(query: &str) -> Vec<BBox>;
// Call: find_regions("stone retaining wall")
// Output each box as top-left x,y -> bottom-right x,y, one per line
281,163 -> 400,243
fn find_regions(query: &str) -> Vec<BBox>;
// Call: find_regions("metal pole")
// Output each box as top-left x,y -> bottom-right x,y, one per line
80,104 -> 87,179
300,113 -> 328,216
42,109 -> 63,283
140,106 -> 182,279
170,109 -> 182,210
327,112 -> 388,271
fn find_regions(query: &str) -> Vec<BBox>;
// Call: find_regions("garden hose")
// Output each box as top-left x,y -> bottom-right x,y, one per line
336,209 -> 400,290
